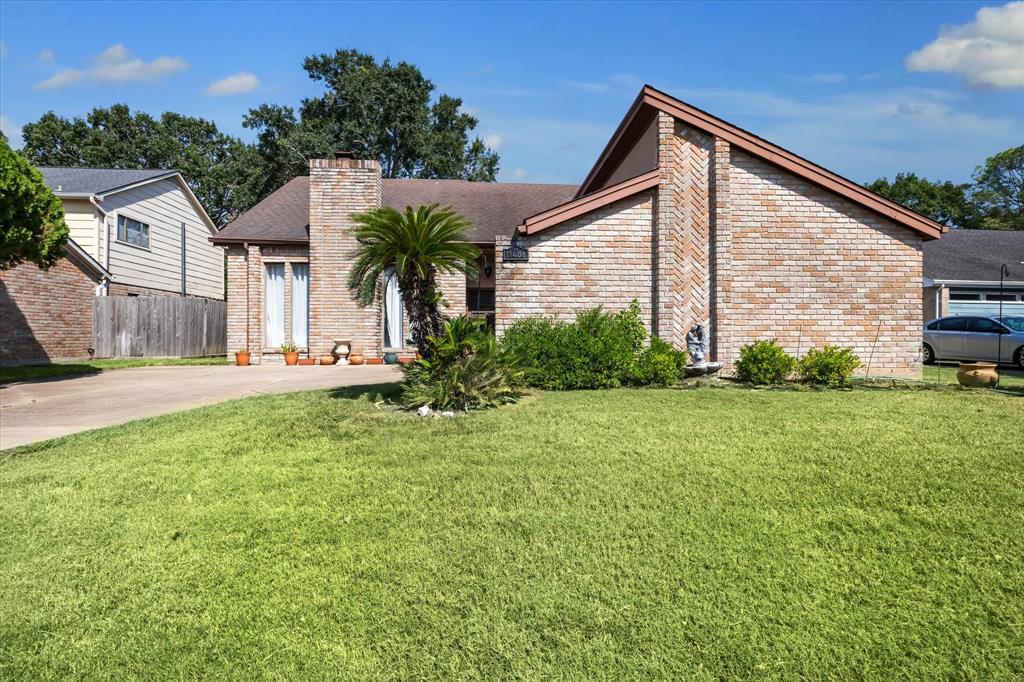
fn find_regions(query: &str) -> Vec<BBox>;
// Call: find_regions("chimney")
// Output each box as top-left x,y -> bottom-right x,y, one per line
307,154 -> 382,357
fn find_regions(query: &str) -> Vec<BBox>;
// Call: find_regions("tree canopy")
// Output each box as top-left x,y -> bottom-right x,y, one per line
0,135 -> 69,270
867,145 -> 1024,230
19,105 -> 262,227
244,49 -> 499,189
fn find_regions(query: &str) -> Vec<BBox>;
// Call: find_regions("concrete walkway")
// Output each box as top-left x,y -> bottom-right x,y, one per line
0,364 -> 400,450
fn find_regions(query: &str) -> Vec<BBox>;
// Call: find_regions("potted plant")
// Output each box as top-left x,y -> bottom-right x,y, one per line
349,348 -> 364,365
298,357 -> 316,366
281,341 -> 300,366
235,350 -> 251,367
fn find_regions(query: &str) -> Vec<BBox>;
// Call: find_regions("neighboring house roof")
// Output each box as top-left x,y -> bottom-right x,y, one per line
38,167 -> 177,195
37,166 -> 218,234
61,238 -> 111,281
211,177 -> 578,245
923,229 -> 1024,284
562,85 -> 945,240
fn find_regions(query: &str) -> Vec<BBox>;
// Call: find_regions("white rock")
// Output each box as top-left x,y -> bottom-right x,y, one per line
441,411 -> 455,418
416,406 -> 433,417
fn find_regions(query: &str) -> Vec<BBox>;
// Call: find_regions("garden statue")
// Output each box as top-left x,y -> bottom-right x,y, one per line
684,324 -> 722,377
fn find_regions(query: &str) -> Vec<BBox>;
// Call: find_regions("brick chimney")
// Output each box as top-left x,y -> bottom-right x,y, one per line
308,156 -> 382,357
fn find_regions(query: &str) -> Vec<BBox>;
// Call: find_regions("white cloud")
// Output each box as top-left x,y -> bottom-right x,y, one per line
38,49 -> 54,62
34,44 -> 188,90
794,73 -> 847,84
1,116 -> 23,148
663,85 -> 1021,182
906,1 -> 1024,89
205,72 -> 260,96
513,168 -> 527,179
483,134 -> 503,150
567,74 -> 643,94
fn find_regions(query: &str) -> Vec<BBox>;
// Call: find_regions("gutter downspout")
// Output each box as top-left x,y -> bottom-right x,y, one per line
88,195 -> 110,296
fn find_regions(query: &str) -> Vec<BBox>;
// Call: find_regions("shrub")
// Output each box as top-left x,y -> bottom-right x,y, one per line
734,339 -> 795,384
400,316 -> 521,412
630,336 -> 688,386
798,345 -> 861,387
501,301 -> 650,390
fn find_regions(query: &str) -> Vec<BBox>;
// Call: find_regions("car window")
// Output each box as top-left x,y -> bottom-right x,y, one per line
967,318 -> 1005,333
926,321 -> 940,330
938,317 -> 966,331
999,317 -> 1024,332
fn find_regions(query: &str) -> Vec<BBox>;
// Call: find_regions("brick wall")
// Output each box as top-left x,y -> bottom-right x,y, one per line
717,149 -> 923,376
0,257 -> 98,364
495,190 -> 656,335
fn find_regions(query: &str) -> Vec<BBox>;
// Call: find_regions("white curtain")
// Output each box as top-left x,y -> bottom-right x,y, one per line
291,263 -> 309,348
384,269 -> 403,348
265,263 -> 285,348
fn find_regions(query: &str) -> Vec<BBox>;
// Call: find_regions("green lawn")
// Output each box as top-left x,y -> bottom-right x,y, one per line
2,385 -> 1021,679
0,356 -> 229,383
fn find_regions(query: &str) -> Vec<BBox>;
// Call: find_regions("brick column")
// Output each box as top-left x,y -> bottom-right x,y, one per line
308,157 -> 383,358
654,111 -> 678,341
710,137 -> 732,364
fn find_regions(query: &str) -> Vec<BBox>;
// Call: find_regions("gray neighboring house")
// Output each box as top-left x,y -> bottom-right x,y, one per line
923,229 -> 1024,320
38,167 -> 224,300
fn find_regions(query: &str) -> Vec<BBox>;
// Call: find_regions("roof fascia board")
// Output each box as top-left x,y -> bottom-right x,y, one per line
62,238 -> 111,279
209,236 -> 310,246
518,169 -> 659,235
929,278 -> 1024,287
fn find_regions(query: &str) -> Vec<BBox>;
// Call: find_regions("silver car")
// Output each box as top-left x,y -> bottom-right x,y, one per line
923,316 -> 1024,368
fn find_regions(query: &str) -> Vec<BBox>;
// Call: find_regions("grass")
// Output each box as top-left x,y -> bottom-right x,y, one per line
0,356 -> 229,383
918,362 -> 1024,388
1,385 -> 1022,679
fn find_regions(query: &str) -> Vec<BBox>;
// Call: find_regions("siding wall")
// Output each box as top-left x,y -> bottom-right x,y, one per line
62,199 -> 100,260
101,178 -> 224,299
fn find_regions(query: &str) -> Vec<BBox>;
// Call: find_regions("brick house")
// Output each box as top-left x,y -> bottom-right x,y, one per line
0,240 -> 110,364
212,85 -> 944,375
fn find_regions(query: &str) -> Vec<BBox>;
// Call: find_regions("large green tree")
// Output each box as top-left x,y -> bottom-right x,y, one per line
0,135 -> 69,270
19,105 -> 262,227
347,205 -> 480,358
244,49 -> 499,194
971,145 -> 1023,231
865,173 -> 981,229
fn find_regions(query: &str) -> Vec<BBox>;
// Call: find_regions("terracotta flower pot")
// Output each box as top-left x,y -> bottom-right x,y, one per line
235,351 -> 250,367
956,361 -> 998,388
319,355 -> 337,366
349,354 -> 364,365
366,357 -> 383,365
297,358 -> 316,366
283,351 -> 299,366
398,355 -> 416,364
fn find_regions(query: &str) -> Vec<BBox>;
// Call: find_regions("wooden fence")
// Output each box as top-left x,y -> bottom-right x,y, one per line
92,296 -> 227,358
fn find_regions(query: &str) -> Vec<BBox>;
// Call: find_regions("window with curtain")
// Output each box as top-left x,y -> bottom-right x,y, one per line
291,263 -> 309,348
265,263 -> 285,348
383,268 -> 403,348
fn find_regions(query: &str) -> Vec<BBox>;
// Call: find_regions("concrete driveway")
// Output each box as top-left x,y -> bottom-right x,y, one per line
0,364 -> 400,450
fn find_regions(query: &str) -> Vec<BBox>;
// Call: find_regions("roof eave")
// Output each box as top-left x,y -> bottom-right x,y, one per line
518,169 -> 660,235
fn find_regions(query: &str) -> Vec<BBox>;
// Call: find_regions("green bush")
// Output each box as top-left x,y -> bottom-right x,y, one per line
501,302 -> 651,390
798,345 -> 861,387
631,336 -> 688,386
734,339 -> 795,385
400,316 -> 522,412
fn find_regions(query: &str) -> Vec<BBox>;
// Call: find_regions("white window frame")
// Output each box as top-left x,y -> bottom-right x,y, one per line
116,214 -> 151,250
291,263 -> 309,349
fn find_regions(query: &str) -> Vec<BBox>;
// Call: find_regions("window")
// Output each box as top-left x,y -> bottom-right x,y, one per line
265,264 -> 285,348
117,215 -> 150,248
967,318 -> 1006,334
291,263 -> 309,348
938,317 -> 966,331
926,321 -> 940,331
383,268 -> 403,348
984,294 -> 1017,302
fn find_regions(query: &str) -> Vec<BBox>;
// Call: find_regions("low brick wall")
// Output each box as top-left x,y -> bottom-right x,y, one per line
0,258 -> 98,364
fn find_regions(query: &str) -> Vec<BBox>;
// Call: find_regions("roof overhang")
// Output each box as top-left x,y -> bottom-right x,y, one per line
62,238 -> 111,280
517,169 -> 659,235
576,85 -> 946,241
928,278 -> 1024,287
209,236 -> 310,246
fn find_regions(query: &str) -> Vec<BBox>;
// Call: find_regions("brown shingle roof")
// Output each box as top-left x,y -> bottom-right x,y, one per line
211,177 -> 577,245
924,229 -> 1024,282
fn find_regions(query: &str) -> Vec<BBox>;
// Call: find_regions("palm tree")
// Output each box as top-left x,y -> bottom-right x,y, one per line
348,204 -> 480,358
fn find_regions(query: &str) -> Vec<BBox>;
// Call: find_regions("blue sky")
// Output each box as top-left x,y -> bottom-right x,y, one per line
1,1 -> 1021,185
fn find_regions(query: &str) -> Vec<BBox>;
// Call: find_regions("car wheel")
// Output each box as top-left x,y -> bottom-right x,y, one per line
923,343 -> 935,365
1015,347 -> 1024,371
